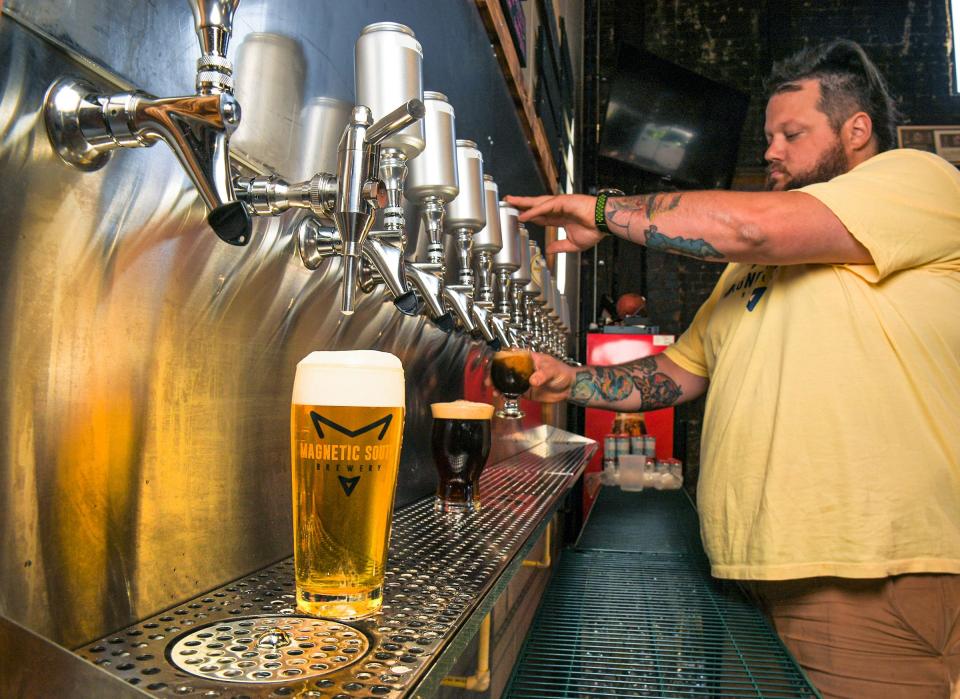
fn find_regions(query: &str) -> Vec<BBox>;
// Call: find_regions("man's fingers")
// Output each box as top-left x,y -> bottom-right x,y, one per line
515,200 -> 564,225
505,194 -> 551,211
548,239 -> 581,254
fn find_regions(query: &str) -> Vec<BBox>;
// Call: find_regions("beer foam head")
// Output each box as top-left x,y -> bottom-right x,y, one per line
493,349 -> 531,360
430,399 -> 494,420
293,350 -> 404,407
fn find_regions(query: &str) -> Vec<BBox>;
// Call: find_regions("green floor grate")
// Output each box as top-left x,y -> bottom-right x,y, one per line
576,487 -> 704,556
504,489 -> 819,698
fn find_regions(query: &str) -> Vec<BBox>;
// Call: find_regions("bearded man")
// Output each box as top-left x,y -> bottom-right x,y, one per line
507,40 -> 960,698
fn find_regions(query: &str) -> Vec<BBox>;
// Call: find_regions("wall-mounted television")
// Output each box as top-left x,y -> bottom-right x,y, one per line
600,45 -> 749,190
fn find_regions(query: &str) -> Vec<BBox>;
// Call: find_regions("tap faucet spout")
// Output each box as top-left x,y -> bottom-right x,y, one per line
360,236 -> 419,316
405,264 -> 453,332
469,302 -> 500,349
442,285 -> 476,333
488,313 -> 513,350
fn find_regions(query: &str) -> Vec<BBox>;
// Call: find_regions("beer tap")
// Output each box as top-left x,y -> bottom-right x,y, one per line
43,0 -> 250,245
405,92 -> 473,333
471,177 -> 509,348
510,225 -> 532,346
445,140 -> 498,347
533,263 -> 552,352
524,241 -> 543,351
548,279 -> 563,357
473,175 -> 502,309
356,23 -> 425,296
492,202 -> 521,348
237,99 -> 425,315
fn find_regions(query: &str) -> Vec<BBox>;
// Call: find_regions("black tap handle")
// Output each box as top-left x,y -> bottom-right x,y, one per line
208,201 -> 252,246
433,312 -> 455,334
393,290 -> 420,316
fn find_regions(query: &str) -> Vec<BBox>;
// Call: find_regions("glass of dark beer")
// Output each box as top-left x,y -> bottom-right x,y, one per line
430,400 -> 494,512
490,349 -> 535,419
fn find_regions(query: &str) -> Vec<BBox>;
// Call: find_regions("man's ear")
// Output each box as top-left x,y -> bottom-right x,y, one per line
844,111 -> 875,152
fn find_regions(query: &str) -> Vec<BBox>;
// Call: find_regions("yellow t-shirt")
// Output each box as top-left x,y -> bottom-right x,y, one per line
664,149 -> 960,580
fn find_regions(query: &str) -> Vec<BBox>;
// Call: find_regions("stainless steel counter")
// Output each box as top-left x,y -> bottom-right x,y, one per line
69,428 -> 595,698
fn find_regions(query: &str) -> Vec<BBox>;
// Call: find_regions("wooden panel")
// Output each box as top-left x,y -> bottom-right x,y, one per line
475,0 -> 561,193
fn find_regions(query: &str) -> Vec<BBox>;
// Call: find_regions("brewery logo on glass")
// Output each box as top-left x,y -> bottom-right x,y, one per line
296,408 -> 400,498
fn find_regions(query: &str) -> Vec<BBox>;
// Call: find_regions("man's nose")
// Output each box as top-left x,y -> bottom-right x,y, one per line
764,137 -> 784,163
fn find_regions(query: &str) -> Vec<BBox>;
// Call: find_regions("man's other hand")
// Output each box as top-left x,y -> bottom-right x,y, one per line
528,352 -> 575,403
505,194 -> 605,253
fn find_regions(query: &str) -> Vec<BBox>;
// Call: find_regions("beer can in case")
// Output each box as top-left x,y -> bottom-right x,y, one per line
615,434 -> 631,459
603,433 -> 617,460
642,434 -> 657,457
630,435 -> 644,454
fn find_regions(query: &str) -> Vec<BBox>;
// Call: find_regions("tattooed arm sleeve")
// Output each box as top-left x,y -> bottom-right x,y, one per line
568,354 -> 707,412
600,189 -> 870,266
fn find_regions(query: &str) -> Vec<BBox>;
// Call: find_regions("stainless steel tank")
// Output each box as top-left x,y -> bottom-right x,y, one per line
405,91 -> 459,203
354,22 -> 425,159
473,174 -> 502,252
445,139 -> 486,233
493,201 -> 521,272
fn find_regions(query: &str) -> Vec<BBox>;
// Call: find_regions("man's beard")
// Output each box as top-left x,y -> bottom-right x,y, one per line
766,139 -> 849,191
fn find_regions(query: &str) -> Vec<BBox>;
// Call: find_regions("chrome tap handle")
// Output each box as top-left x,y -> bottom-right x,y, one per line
366,99 -> 425,147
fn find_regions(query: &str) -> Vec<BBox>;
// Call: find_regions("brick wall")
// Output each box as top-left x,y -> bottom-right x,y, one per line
584,0 -> 958,485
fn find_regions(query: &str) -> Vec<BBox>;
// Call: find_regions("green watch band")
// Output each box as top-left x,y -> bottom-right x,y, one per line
594,188 -> 624,235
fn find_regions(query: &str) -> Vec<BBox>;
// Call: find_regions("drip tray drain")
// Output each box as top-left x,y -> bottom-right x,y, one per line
167,616 -> 370,684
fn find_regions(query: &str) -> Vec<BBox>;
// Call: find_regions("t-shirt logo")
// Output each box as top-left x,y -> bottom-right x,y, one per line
723,266 -> 771,312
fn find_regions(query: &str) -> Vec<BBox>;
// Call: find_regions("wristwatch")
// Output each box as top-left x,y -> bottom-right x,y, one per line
594,188 -> 625,235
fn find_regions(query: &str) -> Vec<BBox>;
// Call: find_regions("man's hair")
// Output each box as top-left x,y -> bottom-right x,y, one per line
766,40 -> 899,152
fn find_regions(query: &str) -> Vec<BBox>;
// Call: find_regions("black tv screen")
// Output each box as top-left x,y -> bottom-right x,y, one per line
600,46 -> 749,189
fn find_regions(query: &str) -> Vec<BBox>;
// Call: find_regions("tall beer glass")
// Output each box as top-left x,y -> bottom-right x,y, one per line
291,350 -> 405,619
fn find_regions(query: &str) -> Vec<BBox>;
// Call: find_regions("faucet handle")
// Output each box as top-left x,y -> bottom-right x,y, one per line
366,99 -> 425,147
208,201 -> 252,245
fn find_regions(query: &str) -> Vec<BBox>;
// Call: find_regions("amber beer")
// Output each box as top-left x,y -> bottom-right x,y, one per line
291,350 -> 405,619
430,400 -> 494,511
491,349 -> 535,419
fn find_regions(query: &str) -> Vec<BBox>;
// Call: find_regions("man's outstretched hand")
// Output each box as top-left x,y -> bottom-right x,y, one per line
527,352 -> 577,404
505,194 -> 605,254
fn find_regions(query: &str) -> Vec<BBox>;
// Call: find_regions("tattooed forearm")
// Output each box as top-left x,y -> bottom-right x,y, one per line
643,225 -> 724,260
569,367 -> 633,405
603,194 -> 726,261
627,356 -> 682,408
568,356 -> 683,411
606,193 -> 683,240
643,193 -> 682,220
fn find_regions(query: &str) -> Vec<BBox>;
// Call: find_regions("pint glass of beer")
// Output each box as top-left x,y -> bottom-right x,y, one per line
430,400 -> 494,512
490,349 -> 535,419
291,350 -> 405,619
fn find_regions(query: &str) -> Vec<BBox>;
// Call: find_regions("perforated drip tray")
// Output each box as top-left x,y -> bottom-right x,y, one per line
77,433 -> 595,698
167,617 -> 370,683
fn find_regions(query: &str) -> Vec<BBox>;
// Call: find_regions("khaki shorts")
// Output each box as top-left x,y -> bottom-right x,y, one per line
748,574 -> 960,699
